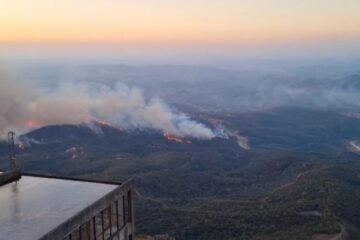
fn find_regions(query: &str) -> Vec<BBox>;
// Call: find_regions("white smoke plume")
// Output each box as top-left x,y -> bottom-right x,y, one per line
0,71 -> 215,139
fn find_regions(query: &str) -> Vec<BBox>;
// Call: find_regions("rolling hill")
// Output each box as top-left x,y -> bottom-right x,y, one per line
0,107 -> 359,239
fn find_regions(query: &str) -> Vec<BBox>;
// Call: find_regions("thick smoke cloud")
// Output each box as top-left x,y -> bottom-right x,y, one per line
0,72 -> 33,135
0,72 -> 215,139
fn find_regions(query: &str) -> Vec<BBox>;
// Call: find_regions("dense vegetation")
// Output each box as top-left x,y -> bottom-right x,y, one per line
0,108 -> 359,239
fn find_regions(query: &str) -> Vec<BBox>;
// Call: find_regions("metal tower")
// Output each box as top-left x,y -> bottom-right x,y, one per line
7,131 -> 18,170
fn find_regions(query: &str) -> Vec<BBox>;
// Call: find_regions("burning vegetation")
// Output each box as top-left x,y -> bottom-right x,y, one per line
163,134 -> 192,144
0,75 -> 216,140
92,119 -> 124,132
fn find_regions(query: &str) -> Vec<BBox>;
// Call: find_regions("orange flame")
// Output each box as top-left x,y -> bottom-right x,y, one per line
92,119 -> 124,131
25,120 -> 38,129
163,134 -> 192,144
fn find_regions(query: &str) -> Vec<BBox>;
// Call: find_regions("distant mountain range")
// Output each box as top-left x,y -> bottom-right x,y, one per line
0,107 -> 359,175
7,106 -> 359,152
336,74 -> 360,91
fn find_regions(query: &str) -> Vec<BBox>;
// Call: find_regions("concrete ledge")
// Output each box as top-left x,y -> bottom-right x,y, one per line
0,170 -> 21,186
38,179 -> 134,240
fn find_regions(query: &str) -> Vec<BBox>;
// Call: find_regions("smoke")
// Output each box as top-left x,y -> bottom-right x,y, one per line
0,71 -> 33,135
0,72 -> 216,139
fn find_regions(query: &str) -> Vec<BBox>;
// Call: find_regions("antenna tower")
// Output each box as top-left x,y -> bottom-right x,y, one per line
7,131 -> 18,170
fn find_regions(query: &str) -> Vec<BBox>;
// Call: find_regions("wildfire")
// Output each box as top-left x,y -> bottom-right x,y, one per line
92,119 -> 124,131
93,119 -> 112,127
25,120 -> 38,129
163,134 -> 192,144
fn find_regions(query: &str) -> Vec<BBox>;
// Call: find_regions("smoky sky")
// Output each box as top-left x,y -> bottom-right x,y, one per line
1,59 -> 359,139
0,70 -> 216,139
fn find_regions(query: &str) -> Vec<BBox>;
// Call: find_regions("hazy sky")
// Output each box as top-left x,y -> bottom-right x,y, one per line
1,0 -> 360,44
1,0 -> 360,61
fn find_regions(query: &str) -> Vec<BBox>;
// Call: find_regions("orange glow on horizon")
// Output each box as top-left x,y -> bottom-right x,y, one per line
1,0 -> 360,46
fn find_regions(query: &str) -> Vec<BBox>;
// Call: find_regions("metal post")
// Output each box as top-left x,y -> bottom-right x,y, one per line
8,131 -> 15,156
7,131 -> 18,170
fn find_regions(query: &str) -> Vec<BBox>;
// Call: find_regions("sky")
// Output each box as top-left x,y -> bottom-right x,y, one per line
1,0 -> 360,134
1,0 -> 360,61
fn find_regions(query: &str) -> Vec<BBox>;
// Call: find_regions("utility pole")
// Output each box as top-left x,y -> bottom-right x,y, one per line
7,131 -> 18,170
